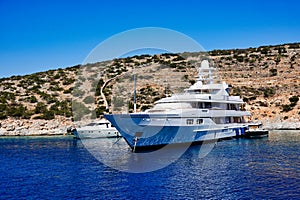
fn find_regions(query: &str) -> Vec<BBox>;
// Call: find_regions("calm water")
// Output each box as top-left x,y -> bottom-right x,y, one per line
1,131 -> 300,199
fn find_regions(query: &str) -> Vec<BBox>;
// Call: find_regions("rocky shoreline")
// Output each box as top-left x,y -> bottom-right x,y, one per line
0,117 -> 74,137
0,118 -> 299,137
263,122 -> 300,130
262,118 -> 300,130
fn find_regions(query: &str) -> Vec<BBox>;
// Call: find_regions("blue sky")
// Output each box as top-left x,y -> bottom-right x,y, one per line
1,0 -> 299,78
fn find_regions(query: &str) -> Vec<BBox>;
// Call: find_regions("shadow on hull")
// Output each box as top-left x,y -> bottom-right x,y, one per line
128,138 -> 223,152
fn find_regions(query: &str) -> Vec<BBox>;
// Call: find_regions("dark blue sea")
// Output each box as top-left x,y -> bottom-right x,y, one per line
1,130 -> 300,199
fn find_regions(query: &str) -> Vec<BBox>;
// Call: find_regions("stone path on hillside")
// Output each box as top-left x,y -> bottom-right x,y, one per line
101,74 -> 123,110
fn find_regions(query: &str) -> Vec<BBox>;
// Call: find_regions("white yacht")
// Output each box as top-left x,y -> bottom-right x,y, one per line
105,60 -> 251,151
73,119 -> 120,139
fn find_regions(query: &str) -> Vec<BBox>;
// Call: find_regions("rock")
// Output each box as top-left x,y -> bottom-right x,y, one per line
6,125 -> 15,131
0,129 -> 5,136
48,120 -> 60,129
18,121 -> 24,126
15,127 -> 29,136
263,121 -> 300,130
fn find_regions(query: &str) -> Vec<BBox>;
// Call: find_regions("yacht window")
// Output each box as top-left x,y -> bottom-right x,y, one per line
192,102 -> 204,108
231,104 -> 236,110
233,117 -> 241,123
225,117 -> 231,123
196,119 -> 203,124
212,117 -> 222,124
204,102 -> 212,108
186,119 -> 194,125
227,104 -> 237,110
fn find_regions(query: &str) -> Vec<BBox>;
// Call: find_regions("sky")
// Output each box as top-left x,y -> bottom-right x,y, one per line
1,0 -> 300,78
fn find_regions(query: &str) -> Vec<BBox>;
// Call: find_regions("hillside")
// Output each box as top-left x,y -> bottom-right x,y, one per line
0,42 -> 299,135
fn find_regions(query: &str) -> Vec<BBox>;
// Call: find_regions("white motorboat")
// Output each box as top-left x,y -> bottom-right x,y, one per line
244,122 -> 269,138
73,119 -> 120,139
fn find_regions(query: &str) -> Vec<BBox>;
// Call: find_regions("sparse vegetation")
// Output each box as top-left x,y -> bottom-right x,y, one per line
289,95 -> 299,106
0,42 -> 299,123
281,96 -> 299,112
282,104 -> 292,112
263,88 -> 275,98
269,68 -> 277,76
83,96 -> 95,104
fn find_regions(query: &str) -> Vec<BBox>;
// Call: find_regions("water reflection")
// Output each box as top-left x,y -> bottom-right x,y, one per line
74,130 -> 300,173
77,137 -> 217,173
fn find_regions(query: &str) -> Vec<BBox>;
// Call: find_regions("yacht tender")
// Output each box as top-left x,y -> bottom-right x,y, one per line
73,119 -> 120,139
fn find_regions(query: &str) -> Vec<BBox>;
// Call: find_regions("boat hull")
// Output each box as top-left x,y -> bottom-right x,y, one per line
73,128 -> 120,139
244,130 -> 269,138
105,114 -> 246,150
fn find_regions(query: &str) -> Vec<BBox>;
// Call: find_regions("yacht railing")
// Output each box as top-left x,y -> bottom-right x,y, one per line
170,93 -> 242,101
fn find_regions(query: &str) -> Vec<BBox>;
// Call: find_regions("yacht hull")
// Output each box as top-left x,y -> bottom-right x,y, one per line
105,114 -> 245,150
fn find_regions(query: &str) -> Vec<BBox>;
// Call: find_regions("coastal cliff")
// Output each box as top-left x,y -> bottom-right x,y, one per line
0,42 -> 299,136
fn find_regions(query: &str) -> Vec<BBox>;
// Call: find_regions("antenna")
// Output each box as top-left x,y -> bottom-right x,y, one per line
133,73 -> 137,113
